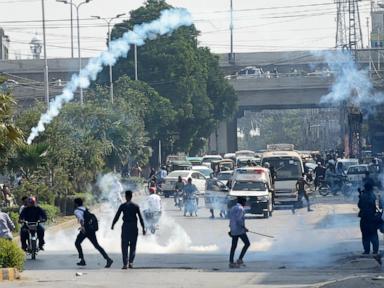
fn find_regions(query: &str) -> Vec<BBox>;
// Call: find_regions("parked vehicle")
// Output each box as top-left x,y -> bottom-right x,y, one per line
162,170 -> 207,197
235,150 -> 256,159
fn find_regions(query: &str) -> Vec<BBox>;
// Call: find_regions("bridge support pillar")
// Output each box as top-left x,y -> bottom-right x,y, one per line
208,117 -> 238,154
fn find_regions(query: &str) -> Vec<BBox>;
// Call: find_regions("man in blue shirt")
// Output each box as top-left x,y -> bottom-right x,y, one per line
228,197 -> 250,268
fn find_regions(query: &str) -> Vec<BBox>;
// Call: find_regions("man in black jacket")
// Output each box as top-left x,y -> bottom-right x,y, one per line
358,183 -> 379,255
19,197 -> 47,251
111,190 -> 146,269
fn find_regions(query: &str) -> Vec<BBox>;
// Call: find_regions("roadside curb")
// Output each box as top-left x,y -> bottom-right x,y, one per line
0,268 -> 20,281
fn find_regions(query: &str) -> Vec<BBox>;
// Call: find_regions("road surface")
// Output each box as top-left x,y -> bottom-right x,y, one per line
3,193 -> 384,288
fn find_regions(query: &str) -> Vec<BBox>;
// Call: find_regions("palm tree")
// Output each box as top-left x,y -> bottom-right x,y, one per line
0,93 -> 23,149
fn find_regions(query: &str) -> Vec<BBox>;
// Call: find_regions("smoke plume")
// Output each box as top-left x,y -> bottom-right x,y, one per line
27,8 -> 193,144
316,50 -> 384,111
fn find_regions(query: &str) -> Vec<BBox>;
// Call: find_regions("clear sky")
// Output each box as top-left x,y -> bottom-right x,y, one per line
0,0 -> 373,59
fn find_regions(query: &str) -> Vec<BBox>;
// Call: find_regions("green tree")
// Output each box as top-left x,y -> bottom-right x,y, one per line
98,0 -> 237,154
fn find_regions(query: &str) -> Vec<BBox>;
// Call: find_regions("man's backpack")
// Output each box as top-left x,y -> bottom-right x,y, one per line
82,208 -> 99,232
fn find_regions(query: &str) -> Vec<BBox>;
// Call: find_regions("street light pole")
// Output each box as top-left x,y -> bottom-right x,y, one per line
92,13 -> 126,103
57,0 -> 92,106
70,0 -> 74,58
41,0 -> 49,106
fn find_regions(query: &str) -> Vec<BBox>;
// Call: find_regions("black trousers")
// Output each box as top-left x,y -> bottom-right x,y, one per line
360,219 -> 379,254
75,231 -> 109,260
296,190 -> 310,209
121,225 -> 138,265
229,233 -> 250,263
20,224 -> 45,249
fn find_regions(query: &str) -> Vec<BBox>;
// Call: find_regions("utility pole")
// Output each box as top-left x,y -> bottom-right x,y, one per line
41,0 -> 49,106
70,0 -> 74,58
229,0 -> 235,64
134,44 -> 138,80
91,13 -> 126,103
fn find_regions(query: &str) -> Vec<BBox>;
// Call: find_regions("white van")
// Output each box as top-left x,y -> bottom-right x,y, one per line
229,167 -> 274,218
262,150 -> 304,207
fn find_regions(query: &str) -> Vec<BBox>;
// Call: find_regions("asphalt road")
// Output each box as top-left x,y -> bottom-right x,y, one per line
3,193 -> 384,288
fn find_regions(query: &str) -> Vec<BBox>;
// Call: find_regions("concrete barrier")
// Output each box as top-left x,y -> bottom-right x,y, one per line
0,268 -> 20,281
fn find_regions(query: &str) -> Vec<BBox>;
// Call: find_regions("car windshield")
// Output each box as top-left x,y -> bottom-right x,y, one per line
167,171 -> 190,178
342,161 -> 359,170
233,181 -> 266,191
193,168 -> 211,177
263,157 -> 302,180
217,173 -> 232,181
348,166 -> 368,175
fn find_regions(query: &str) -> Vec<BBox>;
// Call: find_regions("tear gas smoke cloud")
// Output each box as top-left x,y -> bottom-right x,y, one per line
27,8 -> 193,144
315,50 -> 384,112
47,173 -> 218,254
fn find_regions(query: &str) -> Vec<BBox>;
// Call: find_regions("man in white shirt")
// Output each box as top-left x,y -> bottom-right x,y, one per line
147,187 -> 162,212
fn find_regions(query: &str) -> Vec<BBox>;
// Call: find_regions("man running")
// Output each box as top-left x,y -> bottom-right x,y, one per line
111,190 -> 146,269
295,173 -> 313,212
228,197 -> 250,268
74,198 -> 113,268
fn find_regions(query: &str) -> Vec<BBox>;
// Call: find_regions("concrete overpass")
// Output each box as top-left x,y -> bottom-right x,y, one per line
208,76 -> 334,153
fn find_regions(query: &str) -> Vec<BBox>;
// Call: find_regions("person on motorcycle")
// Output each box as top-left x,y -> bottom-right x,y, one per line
147,187 -> 162,213
314,162 -> 326,190
174,176 -> 185,207
19,197 -> 47,251
0,208 -> 15,240
182,178 -> 198,216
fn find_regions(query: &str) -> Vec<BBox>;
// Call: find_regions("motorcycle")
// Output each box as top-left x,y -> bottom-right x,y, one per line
175,190 -> 184,211
318,175 -> 352,197
143,210 -> 161,234
22,221 -> 41,260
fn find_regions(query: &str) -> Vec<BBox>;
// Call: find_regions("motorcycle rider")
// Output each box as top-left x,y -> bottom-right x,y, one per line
147,187 -> 162,213
314,162 -> 326,190
19,197 -> 47,251
182,178 -> 198,216
174,176 -> 185,207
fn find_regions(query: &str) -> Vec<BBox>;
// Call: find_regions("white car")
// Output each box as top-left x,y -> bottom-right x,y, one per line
346,164 -> 369,184
192,165 -> 213,179
162,170 -> 207,197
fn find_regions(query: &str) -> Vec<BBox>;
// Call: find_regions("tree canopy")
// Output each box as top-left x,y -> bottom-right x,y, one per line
98,0 -> 237,155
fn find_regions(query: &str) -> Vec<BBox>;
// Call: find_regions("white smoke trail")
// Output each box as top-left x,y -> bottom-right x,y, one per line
27,8 -> 193,144
315,50 -> 384,111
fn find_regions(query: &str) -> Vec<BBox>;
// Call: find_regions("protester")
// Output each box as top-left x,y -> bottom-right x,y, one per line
74,198 -> 113,268
294,173 -> 312,212
228,196 -> 250,268
19,197 -> 47,251
182,178 -> 198,217
314,162 -> 326,190
174,176 -> 185,207
147,187 -> 162,213
111,190 -> 145,269
0,208 -> 15,240
1,184 -> 12,207
358,183 -> 379,255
